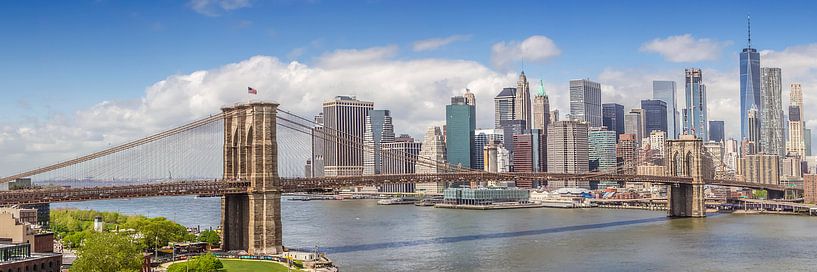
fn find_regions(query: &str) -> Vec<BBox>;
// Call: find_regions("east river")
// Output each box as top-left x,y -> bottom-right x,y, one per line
55,196 -> 817,271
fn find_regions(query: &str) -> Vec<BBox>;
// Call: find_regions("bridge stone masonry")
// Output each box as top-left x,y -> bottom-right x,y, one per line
221,102 -> 283,255
665,135 -> 710,217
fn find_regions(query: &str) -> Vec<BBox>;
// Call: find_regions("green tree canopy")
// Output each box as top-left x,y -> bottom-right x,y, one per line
71,232 -> 142,272
167,253 -> 223,272
198,230 -> 221,246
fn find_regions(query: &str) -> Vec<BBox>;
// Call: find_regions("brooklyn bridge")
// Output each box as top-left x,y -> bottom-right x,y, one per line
0,102 -> 793,255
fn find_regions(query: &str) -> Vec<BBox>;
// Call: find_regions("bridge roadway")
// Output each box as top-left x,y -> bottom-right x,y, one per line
0,173 -> 791,206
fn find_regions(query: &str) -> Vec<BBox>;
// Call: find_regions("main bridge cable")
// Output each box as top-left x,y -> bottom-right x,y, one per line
0,111 -> 240,184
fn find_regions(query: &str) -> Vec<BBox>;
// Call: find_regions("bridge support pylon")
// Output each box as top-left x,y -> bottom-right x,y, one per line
665,135 -> 710,218
221,102 -> 283,255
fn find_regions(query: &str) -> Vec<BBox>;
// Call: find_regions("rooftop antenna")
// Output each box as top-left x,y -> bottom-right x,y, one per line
747,14 -> 751,48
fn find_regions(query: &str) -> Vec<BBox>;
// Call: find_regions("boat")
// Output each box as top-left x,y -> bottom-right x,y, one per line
377,197 -> 418,205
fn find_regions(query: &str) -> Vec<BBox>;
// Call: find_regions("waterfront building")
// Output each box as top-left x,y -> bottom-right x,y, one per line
625,109 -> 645,144
311,113 -> 325,177
737,154 -> 780,185
547,121 -> 590,189
740,18 -> 762,142
683,68 -> 708,140
473,129 -> 504,171
515,72 -> 532,129
415,126 -> 447,194
805,174 -> 817,204
494,88 -> 516,129
589,129 -> 617,173
443,187 -> 530,205
617,134 -> 638,175
760,67 -> 785,157
709,121 -> 725,143
532,80 -> 551,131
363,110 -> 395,175
322,96 -> 374,176
602,103 -> 625,139
569,79 -> 603,127
641,99 -> 668,135
786,84 -> 806,158
446,94 -> 476,169
653,80 -> 679,139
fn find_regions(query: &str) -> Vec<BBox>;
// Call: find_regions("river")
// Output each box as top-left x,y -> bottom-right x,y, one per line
54,196 -> 817,271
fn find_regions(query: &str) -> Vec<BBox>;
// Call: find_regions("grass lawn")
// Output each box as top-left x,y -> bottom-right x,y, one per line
220,259 -> 299,272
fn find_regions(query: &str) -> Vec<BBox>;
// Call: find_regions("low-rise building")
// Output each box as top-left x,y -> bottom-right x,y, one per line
0,208 -> 54,253
443,187 -> 529,205
0,243 -> 61,272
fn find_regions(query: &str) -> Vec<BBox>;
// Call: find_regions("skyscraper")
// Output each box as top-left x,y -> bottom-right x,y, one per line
625,109 -> 644,144
322,96 -> 374,176
760,67 -> 785,157
747,106 -> 761,155
709,121 -> 725,143
589,128 -> 617,173
569,79 -> 603,127
786,84 -> 806,158
683,68 -> 708,140
363,109 -> 395,175
463,88 -> 476,106
740,16 -> 762,142
446,94 -> 476,169
653,80 -> 679,139
494,88 -> 516,129
602,103 -> 625,137
514,72 -> 532,129
617,134 -> 638,174
641,99 -> 668,135
532,80 -> 551,131
806,128 -> 813,157
547,121 -> 590,174
311,113 -> 325,177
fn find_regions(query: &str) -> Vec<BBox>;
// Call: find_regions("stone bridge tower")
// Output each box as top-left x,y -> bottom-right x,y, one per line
221,102 -> 283,254
665,135 -> 711,217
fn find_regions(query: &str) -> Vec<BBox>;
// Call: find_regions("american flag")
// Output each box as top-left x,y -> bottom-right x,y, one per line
248,87 -> 257,95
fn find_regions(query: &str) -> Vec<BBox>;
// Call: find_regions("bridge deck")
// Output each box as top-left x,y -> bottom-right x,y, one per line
0,173 -> 792,205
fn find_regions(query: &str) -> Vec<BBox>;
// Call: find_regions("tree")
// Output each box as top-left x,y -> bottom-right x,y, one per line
198,230 -> 221,247
71,232 -> 142,272
167,253 -> 223,272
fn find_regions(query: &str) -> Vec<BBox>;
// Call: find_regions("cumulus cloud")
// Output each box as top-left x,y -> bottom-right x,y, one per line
189,0 -> 252,16
412,35 -> 470,52
491,35 -> 561,70
0,47 -> 522,175
640,34 -> 731,62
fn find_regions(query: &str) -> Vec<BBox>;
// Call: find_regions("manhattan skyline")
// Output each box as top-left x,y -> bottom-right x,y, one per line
0,0 -> 816,173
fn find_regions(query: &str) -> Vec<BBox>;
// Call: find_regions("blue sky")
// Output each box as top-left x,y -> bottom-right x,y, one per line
2,0 -> 815,117
1,0 -> 817,172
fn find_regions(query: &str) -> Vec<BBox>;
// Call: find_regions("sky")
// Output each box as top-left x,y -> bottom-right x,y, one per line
1,0 -> 817,174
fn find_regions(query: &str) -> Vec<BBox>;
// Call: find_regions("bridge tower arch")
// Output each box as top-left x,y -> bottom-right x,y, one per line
221,102 -> 283,255
665,135 -> 710,217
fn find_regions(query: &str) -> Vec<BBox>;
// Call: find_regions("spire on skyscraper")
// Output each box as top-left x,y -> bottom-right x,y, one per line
747,15 -> 752,48
537,79 -> 546,96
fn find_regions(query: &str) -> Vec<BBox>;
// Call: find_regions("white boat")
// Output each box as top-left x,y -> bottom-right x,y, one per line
377,197 -> 417,205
